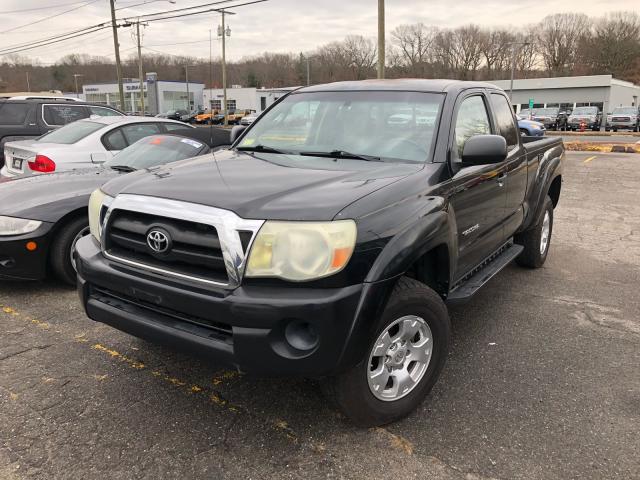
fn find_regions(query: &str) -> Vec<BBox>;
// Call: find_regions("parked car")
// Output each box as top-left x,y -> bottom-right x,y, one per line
0,97 -> 123,168
567,106 -> 602,131
76,79 -> 564,427
605,106 -> 640,132
517,116 -> 546,136
1,116 -> 194,180
0,127 -> 230,284
164,109 -> 190,122
531,108 -> 569,131
240,112 -> 260,126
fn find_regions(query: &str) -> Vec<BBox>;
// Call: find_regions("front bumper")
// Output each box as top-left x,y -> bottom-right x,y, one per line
76,236 -> 392,376
606,121 -> 637,130
568,121 -> 599,129
0,223 -> 54,280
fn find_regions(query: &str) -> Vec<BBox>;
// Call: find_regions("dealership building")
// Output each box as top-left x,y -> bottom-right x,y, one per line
203,86 -> 298,112
82,73 -> 204,115
490,74 -> 640,114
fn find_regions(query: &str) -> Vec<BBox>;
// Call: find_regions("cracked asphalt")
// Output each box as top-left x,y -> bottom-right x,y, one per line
1,152 -> 639,480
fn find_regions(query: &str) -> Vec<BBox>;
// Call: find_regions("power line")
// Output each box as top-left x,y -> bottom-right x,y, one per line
0,0 -> 102,35
0,25 -> 112,55
129,1 -> 268,25
120,0 -> 237,20
0,1 -> 87,15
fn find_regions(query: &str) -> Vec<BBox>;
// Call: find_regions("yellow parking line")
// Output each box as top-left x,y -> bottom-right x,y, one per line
583,155 -> 597,164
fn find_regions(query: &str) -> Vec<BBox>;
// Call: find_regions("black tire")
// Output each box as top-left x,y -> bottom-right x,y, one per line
515,195 -> 554,268
520,129 -> 528,137
320,277 -> 450,427
50,216 -> 89,285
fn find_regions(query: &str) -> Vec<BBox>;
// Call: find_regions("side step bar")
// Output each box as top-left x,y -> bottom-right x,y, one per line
447,240 -> 524,305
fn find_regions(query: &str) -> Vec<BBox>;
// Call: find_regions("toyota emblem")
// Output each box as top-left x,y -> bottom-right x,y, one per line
146,229 -> 171,254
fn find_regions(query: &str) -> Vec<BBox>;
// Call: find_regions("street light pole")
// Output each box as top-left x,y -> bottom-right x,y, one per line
185,64 -> 190,111
73,73 -> 83,99
221,11 -> 228,126
377,0 -> 385,79
508,41 -> 531,103
110,0 -> 125,111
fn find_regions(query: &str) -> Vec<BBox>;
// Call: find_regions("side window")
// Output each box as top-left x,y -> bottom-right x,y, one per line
490,94 -> 518,150
163,123 -> 190,132
0,102 -> 30,125
120,123 -> 161,145
89,106 -> 122,117
103,128 -> 127,151
454,96 -> 491,160
42,104 -> 88,126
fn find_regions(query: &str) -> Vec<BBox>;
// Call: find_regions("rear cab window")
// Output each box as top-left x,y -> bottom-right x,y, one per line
489,93 -> 519,150
42,104 -> 89,126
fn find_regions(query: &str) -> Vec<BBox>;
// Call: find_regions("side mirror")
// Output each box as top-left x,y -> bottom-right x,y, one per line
229,125 -> 247,144
461,135 -> 507,166
91,153 -> 108,163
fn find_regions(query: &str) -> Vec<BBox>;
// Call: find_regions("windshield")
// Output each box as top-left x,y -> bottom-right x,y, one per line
572,107 -> 598,115
105,134 -> 207,170
38,120 -> 104,144
238,91 -> 444,163
612,107 -> 638,115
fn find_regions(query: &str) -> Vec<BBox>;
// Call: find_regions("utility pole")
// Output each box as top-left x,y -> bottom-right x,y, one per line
135,21 -> 146,114
25,71 -> 30,92
377,0 -> 385,79
220,11 -> 228,126
73,73 -> 83,98
110,0 -> 125,111
306,56 -> 310,86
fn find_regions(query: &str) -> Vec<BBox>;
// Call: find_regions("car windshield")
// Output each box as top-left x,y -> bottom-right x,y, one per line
105,134 -> 207,170
612,107 -> 638,115
572,107 -> 598,115
535,108 -> 559,115
238,91 -> 444,163
37,120 -> 104,144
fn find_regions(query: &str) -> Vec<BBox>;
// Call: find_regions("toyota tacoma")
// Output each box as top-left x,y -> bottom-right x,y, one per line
75,79 -> 564,426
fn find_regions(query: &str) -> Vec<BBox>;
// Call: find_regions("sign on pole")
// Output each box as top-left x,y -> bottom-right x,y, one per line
529,99 -> 534,109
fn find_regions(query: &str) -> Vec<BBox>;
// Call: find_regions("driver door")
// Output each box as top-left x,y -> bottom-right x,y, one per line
448,92 -> 509,281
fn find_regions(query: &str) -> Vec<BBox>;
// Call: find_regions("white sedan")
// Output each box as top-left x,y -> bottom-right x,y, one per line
1,116 -> 193,179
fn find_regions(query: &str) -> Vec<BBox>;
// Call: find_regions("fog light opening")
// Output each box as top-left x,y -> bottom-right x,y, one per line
284,320 -> 319,352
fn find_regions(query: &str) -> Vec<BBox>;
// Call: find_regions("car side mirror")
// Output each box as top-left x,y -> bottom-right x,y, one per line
91,153 -> 108,163
461,135 -> 507,166
230,125 -> 247,144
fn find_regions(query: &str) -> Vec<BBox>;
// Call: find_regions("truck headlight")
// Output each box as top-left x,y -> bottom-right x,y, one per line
0,216 -> 42,236
246,220 -> 357,281
88,189 -> 113,242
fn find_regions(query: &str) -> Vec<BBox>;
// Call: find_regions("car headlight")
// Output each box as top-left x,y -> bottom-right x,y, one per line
88,189 -> 113,242
246,220 -> 357,281
0,216 -> 42,236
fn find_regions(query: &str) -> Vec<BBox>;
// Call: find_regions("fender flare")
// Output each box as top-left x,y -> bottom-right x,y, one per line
523,150 -> 562,230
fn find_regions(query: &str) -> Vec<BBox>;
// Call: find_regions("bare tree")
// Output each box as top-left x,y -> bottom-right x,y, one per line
536,13 -> 591,76
343,35 -> 377,80
479,29 -> 514,79
391,23 -> 438,76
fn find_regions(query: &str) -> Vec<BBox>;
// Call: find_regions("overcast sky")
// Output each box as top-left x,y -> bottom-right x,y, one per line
0,0 -> 636,64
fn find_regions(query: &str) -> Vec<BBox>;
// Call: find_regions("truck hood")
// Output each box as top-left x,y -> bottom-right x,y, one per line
101,149 -> 423,221
0,168 -> 118,222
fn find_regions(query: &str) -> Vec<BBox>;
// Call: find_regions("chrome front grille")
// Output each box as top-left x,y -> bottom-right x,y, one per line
101,194 -> 264,288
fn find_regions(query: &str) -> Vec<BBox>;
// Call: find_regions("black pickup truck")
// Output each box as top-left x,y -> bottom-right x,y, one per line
75,80 -> 564,426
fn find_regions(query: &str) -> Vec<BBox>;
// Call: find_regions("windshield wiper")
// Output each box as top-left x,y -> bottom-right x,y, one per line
299,150 -> 382,162
109,165 -> 136,173
236,144 -> 289,154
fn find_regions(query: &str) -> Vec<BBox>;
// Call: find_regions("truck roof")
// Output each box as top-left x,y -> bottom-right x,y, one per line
299,79 -> 502,94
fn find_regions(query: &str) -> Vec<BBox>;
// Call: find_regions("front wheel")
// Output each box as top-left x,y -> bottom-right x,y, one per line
320,277 -> 450,427
515,195 -> 554,268
50,216 -> 90,285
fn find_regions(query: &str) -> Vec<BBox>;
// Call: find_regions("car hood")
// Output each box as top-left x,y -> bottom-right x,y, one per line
0,168 -> 119,222
101,149 -> 423,221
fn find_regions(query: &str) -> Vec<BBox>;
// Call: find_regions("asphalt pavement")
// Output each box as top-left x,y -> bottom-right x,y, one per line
1,152 -> 639,480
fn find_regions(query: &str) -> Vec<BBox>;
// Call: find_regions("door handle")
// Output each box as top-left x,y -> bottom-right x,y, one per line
497,172 -> 507,187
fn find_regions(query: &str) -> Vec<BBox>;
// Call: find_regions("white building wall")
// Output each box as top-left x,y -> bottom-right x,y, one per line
203,87 -> 258,111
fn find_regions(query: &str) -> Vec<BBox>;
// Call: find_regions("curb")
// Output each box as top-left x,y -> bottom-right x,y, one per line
564,142 -> 640,154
